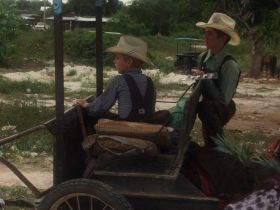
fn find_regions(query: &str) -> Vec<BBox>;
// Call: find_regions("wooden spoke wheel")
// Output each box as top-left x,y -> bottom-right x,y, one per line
38,179 -> 133,210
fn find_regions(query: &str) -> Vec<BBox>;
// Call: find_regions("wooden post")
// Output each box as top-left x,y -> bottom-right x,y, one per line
96,0 -> 103,96
53,0 -> 65,185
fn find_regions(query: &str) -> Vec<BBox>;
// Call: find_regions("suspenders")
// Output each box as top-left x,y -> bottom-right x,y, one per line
122,74 -> 155,122
200,52 -> 241,89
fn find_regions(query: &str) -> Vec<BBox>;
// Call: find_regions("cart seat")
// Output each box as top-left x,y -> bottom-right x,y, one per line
94,119 -> 173,150
45,81 -> 201,181
91,81 -> 202,180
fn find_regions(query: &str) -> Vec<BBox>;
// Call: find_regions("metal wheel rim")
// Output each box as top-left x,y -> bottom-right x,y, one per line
50,192 -> 115,210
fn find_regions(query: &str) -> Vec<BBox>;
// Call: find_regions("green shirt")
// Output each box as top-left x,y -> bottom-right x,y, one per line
198,48 -> 240,105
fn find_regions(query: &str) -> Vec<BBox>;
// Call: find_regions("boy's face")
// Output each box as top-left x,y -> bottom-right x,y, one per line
113,54 -> 133,74
204,28 -> 227,53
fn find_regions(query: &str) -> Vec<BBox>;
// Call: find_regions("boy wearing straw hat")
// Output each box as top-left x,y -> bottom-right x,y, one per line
76,35 -> 156,123
193,12 -> 241,147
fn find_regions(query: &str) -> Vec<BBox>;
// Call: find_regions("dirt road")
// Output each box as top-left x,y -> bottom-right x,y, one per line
0,164 -> 52,189
227,78 -> 280,135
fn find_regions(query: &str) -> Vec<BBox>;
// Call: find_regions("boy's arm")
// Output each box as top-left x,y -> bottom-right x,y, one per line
86,77 -> 119,116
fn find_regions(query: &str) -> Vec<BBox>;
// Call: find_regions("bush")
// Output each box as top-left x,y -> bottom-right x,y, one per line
64,29 -> 96,64
64,30 -> 122,66
13,30 -> 54,60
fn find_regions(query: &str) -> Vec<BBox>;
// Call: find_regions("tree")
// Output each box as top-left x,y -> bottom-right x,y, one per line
228,0 -> 280,78
64,0 -> 96,16
16,0 -> 48,12
194,0 -> 280,78
64,0 -> 122,16
127,0 -> 176,35
105,0 -> 122,16
0,3 -> 22,64
105,10 -> 149,36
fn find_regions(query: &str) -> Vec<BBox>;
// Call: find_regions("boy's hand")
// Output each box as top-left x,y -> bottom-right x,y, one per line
75,99 -> 89,108
191,68 -> 204,76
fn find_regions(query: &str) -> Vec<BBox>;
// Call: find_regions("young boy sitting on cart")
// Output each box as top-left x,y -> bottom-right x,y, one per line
76,35 -> 156,124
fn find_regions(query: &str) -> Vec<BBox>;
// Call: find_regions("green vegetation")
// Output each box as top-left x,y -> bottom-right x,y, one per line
0,102 -> 54,154
225,131 -> 278,156
0,185 -> 37,210
0,76 -> 55,95
192,123 -> 280,172
0,2 -> 23,63
1,0 -> 280,76
13,30 -> 54,61
8,28 -> 252,73
221,131 -> 280,172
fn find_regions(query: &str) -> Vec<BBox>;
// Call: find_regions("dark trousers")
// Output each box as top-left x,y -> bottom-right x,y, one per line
197,99 -> 236,147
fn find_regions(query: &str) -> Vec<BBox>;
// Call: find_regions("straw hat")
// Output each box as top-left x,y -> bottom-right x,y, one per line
105,35 -> 153,65
196,12 -> 240,46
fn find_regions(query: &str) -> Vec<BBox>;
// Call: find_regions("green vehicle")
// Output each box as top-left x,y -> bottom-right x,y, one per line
174,37 -> 206,74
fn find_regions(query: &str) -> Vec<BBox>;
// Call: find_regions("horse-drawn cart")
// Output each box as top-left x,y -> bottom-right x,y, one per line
0,80 -> 220,210
0,3 -> 240,209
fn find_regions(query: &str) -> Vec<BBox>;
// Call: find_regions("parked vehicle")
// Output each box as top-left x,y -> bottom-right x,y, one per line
33,22 -> 50,30
174,37 -> 206,74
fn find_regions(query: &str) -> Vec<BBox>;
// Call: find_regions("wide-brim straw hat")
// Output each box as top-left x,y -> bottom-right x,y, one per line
196,12 -> 240,46
105,35 -> 154,65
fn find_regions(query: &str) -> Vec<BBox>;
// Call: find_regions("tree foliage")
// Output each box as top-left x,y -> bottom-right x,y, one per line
1,0 -> 278,77
64,0 -> 96,16
199,0 -> 280,77
108,0 -> 279,77
105,9 -> 149,36
104,0 -> 123,16
127,0 -> 176,35
16,0 -> 51,12
0,2 -> 22,63
63,0 -> 122,16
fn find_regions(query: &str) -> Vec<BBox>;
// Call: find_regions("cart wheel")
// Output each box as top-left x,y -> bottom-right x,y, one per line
38,178 -> 133,210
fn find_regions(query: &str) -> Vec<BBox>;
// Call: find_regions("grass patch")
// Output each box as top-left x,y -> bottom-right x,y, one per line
0,76 -> 55,95
192,122 -> 279,171
0,186 -> 34,202
235,92 -> 264,99
193,122 -> 277,156
0,101 -> 54,154
155,82 -> 189,92
255,86 -> 277,93
225,130 -> 278,155
65,90 -> 95,101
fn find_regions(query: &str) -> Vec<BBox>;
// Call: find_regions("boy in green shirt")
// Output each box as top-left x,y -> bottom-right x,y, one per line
193,12 -> 241,147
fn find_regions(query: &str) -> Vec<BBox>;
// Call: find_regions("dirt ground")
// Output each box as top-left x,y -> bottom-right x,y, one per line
0,163 -> 53,189
0,74 -> 280,190
227,77 -> 280,135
